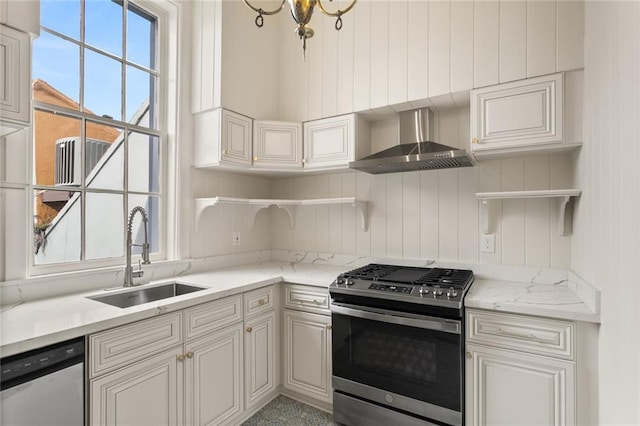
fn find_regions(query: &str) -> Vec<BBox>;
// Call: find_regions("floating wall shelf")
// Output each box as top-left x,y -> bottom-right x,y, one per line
476,189 -> 582,236
195,196 -> 369,231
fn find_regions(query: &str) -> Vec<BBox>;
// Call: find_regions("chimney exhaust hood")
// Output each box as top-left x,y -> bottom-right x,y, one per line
349,108 -> 475,174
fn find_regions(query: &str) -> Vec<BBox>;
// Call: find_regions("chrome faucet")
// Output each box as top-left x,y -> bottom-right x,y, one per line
124,206 -> 151,287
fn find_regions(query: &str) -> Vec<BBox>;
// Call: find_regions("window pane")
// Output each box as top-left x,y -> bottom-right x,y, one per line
33,32 -> 81,108
34,189 -> 82,265
84,49 -> 123,121
128,131 -> 159,193
33,111 -> 82,187
127,5 -> 154,69
126,66 -> 156,127
86,192 -> 123,260
85,0 -> 123,57
128,194 -> 160,254
40,0 -> 80,40
85,120 -> 124,190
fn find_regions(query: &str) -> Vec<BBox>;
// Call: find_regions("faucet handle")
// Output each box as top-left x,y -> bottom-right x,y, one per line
142,243 -> 151,264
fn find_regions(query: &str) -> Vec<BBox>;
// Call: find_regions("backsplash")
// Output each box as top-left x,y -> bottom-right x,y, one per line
270,154 -> 574,269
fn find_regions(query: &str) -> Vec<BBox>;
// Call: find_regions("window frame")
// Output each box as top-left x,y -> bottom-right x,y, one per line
28,0 -> 177,277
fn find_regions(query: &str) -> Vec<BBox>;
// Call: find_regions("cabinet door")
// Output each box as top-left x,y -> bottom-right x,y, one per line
252,120 -> 302,169
466,343 -> 575,426
303,114 -> 355,170
283,310 -> 332,403
1,25 -> 30,137
244,310 -> 277,409
220,109 -> 252,167
90,347 -> 183,426
471,73 -> 564,156
184,322 -> 244,426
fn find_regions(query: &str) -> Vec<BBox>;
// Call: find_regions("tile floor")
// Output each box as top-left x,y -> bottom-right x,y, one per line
241,395 -> 338,426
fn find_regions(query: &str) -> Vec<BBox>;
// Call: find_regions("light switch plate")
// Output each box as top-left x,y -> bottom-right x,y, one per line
233,231 -> 241,247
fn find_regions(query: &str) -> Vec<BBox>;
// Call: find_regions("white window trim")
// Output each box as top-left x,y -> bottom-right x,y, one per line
27,0 -> 180,277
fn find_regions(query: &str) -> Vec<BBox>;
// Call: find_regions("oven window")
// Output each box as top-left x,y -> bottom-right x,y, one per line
333,312 -> 461,411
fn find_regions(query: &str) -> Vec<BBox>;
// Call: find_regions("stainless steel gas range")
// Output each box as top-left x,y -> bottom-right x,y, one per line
329,264 -> 475,426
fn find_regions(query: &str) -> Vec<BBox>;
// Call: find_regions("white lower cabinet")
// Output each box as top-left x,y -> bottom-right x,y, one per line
89,297 -> 245,426
244,310 -> 277,409
283,309 -> 332,403
184,323 -> 244,426
465,309 -> 576,426
90,346 -> 184,426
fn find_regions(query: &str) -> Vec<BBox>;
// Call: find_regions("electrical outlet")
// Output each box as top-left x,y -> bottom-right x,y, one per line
232,231 -> 241,247
480,234 -> 495,253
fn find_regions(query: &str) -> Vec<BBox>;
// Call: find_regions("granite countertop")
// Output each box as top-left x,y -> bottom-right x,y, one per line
0,259 -> 600,358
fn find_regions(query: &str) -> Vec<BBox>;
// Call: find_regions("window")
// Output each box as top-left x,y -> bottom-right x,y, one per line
31,0 -> 164,270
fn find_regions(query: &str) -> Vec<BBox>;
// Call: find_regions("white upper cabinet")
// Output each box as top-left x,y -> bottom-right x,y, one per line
252,120 -> 303,170
0,0 -> 40,36
303,113 -> 369,171
0,24 -> 31,137
193,108 -> 253,168
470,72 -> 581,157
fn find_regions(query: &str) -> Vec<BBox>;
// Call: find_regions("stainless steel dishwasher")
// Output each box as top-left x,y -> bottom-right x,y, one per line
1,337 -> 85,426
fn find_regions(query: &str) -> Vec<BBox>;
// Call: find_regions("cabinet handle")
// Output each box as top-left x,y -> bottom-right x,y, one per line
472,137 -> 478,144
246,326 -> 253,333
177,354 -> 185,362
326,325 -> 332,330
253,156 -> 258,162
258,299 -> 266,306
291,296 -> 325,305
186,351 -> 194,359
466,352 -> 472,359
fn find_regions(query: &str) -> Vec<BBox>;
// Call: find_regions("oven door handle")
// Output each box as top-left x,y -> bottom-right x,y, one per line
330,302 -> 461,334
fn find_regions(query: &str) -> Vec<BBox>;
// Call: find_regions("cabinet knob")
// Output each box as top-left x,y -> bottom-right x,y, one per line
246,326 -> 253,333
466,352 -> 472,359
472,137 -> 478,144
222,149 -> 227,155
177,354 -> 185,362
253,156 -> 258,162
258,299 -> 265,306
302,158 -> 306,164
186,351 -> 194,359
326,325 -> 332,330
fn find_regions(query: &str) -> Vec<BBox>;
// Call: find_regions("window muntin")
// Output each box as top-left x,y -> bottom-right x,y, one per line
32,0 -> 163,269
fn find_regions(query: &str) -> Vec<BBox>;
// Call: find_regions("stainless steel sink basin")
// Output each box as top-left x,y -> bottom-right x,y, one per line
88,282 -> 206,308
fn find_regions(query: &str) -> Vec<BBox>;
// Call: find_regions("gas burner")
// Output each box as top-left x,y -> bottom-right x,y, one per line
415,268 -> 474,289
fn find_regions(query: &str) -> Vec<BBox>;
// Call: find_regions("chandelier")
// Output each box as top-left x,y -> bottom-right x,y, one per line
243,0 -> 357,59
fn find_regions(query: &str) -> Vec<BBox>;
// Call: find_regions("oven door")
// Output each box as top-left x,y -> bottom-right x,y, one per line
331,302 -> 463,426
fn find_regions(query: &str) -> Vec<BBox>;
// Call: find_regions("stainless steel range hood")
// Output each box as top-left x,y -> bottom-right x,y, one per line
349,108 -> 475,174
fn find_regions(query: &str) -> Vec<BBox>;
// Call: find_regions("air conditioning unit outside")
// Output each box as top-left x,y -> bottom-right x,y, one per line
54,137 -> 111,186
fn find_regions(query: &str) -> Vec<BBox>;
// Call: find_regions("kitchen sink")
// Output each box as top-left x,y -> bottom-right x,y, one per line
88,282 -> 206,308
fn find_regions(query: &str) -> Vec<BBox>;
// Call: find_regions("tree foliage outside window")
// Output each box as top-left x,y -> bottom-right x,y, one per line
32,0 -> 162,268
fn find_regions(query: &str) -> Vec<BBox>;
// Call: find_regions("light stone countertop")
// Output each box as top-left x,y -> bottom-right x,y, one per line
0,259 -> 599,358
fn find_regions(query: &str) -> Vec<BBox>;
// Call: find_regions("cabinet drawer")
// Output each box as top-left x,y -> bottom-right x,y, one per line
467,309 -> 574,360
183,294 -> 243,341
284,284 -> 330,315
89,312 -> 182,378
244,285 -> 274,318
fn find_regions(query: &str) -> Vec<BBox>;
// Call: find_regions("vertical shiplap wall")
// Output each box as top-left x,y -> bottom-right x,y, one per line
573,1 -> 640,423
190,169 -> 272,258
270,108 -> 574,268
277,0 -> 585,122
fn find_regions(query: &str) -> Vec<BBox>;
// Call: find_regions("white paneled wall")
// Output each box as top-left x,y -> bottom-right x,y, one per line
269,154 -> 573,268
190,169 -> 272,258
573,1 -> 640,424
275,0 -> 584,122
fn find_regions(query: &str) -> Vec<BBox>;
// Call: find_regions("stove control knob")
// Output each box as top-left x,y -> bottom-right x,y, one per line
447,287 -> 458,298
418,285 -> 429,296
346,279 -> 355,286
433,285 -> 443,297
336,278 -> 345,285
